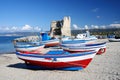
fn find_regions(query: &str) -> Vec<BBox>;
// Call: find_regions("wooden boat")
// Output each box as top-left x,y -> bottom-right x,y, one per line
61,42 -> 106,55
14,44 -> 45,53
62,39 -> 95,45
42,39 -> 60,47
32,37 -> 69,47
15,50 -> 97,71
40,32 -> 69,47
108,38 -> 120,42
30,39 -> 60,47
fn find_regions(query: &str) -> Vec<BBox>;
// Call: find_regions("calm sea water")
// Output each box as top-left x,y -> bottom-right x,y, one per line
0,36 -> 21,54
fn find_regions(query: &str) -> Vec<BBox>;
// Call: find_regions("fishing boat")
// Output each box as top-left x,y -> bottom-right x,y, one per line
76,31 -> 97,40
42,39 -> 60,47
30,39 -> 60,47
61,42 -> 106,55
32,35 -> 69,47
40,32 -> 59,47
108,38 -> 120,42
38,32 -> 69,47
15,50 -> 97,71
14,43 -> 45,53
61,39 -> 95,45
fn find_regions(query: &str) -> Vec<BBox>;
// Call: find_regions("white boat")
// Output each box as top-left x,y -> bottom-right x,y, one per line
76,31 -> 97,40
61,39 -> 95,46
61,42 -> 106,55
108,38 -> 120,42
14,44 -> 45,53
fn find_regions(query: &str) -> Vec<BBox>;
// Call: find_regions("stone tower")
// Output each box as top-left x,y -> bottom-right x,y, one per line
50,16 -> 71,38
61,16 -> 71,37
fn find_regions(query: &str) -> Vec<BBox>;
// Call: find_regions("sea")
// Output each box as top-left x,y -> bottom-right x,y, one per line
0,36 -> 22,54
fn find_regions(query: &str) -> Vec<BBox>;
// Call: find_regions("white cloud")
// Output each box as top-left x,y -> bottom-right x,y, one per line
0,25 -> 42,32
91,25 -> 107,29
92,8 -> 99,12
4,27 -> 10,30
109,23 -> 120,28
100,25 -> 106,29
96,16 -> 100,19
0,27 -> 3,30
34,26 -> 41,31
114,21 -> 120,24
91,25 -> 99,29
21,24 -> 33,31
11,26 -> 17,30
73,24 -> 79,29
114,21 -> 119,23
84,25 -> 89,29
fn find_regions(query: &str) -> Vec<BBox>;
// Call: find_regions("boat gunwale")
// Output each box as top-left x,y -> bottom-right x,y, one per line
16,51 -> 96,58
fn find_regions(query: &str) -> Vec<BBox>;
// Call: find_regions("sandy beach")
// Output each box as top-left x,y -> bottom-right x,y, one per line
0,39 -> 120,80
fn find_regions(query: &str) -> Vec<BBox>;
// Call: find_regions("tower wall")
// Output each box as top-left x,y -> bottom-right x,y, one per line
61,16 -> 71,36
50,16 -> 71,37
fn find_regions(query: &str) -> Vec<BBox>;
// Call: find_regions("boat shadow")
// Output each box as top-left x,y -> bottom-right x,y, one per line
7,63 -> 81,71
7,63 -> 53,71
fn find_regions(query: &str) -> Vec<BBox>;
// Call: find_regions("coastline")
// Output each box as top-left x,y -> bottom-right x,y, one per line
0,39 -> 120,80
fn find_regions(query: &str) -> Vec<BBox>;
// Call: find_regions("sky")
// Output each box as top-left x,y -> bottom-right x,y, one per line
0,0 -> 120,32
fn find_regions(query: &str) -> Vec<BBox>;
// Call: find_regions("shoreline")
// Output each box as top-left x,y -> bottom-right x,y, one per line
0,39 -> 120,80
0,52 -> 15,54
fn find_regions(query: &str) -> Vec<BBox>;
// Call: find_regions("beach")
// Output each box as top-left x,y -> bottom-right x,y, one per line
0,39 -> 120,80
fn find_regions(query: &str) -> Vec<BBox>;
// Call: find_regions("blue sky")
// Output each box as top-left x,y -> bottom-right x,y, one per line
0,0 -> 120,32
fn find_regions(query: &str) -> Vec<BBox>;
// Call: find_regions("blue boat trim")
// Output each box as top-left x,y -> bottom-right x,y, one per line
62,45 -> 105,49
14,44 -> 44,48
61,42 -> 106,49
62,39 -> 93,44
16,50 -> 96,58
86,42 -> 106,46
61,42 -> 106,47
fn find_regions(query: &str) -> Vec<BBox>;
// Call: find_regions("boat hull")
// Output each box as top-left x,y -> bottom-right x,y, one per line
37,39 -> 60,47
62,39 -> 95,44
22,58 -> 92,69
15,44 -> 44,53
44,41 -> 60,47
63,46 -> 106,54
108,38 -> 120,42
16,51 -> 96,70
61,42 -> 106,55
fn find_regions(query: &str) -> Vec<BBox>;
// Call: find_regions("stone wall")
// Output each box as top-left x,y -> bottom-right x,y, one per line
61,16 -> 71,37
50,16 -> 71,38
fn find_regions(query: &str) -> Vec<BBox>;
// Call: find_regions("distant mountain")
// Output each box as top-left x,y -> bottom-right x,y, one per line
0,27 -> 120,37
0,32 -> 40,36
71,28 -> 120,36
